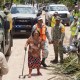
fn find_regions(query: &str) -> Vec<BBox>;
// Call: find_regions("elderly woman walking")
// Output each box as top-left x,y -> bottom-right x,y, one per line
25,30 -> 44,78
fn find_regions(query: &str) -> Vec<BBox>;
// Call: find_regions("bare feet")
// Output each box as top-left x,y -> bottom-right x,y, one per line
28,74 -> 31,78
37,72 -> 42,75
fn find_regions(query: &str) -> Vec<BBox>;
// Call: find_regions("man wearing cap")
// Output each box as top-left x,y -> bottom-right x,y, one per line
33,12 -> 42,25
4,8 -> 12,44
32,16 -> 51,67
4,8 -> 12,32
51,16 -> 65,63
69,16 -> 79,45
73,5 -> 80,18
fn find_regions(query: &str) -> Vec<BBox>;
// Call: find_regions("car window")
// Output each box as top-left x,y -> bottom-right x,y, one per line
11,7 -> 36,14
49,6 -> 68,11
34,7 -> 38,13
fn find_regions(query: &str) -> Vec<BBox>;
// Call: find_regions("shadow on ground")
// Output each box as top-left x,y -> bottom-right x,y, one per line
13,34 -> 30,39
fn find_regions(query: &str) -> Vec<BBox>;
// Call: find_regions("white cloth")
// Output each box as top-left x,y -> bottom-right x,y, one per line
0,52 -> 8,80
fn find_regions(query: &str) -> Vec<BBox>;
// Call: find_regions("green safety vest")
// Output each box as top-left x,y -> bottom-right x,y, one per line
51,16 -> 56,27
71,26 -> 77,36
73,12 -> 80,17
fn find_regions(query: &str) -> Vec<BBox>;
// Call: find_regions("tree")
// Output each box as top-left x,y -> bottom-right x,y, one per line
50,0 -> 59,3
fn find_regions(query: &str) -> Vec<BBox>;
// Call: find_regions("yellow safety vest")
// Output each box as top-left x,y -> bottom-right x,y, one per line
71,26 -> 77,36
51,16 -> 56,27
7,13 -> 12,32
73,13 -> 78,17
73,12 -> 80,17
59,23 -> 65,33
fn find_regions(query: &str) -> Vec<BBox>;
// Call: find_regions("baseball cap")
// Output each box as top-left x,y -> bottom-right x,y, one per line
37,16 -> 43,20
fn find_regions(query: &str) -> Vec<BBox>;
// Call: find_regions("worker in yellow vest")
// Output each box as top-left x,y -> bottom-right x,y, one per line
72,5 -> 80,17
4,8 -> 12,32
4,8 -> 13,44
69,16 -> 79,45
32,16 -> 52,67
51,12 -> 58,27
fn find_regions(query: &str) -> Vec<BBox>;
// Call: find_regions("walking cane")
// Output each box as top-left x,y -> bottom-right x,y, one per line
19,47 -> 27,79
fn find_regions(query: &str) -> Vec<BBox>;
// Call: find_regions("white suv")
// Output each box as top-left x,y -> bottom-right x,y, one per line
45,4 -> 71,26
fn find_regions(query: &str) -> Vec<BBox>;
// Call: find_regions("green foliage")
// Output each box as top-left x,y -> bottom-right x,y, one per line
60,54 -> 80,80
58,0 -> 75,10
61,54 -> 80,74
76,73 -> 80,80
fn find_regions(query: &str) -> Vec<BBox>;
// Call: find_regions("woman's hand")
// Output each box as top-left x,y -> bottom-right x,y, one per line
49,40 -> 53,44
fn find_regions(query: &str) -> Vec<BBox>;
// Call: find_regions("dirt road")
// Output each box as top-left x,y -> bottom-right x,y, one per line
2,10 -> 72,80
2,27 -> 73,80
